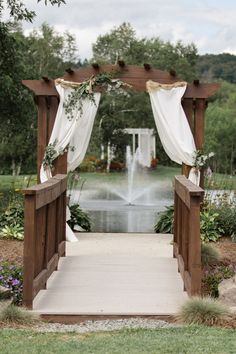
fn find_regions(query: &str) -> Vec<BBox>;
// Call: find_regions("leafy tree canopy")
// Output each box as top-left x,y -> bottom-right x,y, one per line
92,22 -> 198,81
0,0 -> 65,22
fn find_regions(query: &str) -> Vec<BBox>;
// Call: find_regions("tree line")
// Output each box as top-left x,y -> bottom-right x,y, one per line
0,18 -> 235,175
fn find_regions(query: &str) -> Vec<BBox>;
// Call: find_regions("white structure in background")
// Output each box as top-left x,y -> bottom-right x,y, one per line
124,128 -> 156,168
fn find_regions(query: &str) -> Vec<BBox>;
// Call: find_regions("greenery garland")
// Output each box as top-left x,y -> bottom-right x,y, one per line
42,139 -> 75,171
63,72 -> 131,120
42,73 -> 130,171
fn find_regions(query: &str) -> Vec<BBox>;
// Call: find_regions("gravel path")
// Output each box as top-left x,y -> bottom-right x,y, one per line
36,318 -> 177,333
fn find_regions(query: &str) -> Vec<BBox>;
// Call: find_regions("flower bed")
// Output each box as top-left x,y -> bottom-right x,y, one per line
0,260 -> 23,304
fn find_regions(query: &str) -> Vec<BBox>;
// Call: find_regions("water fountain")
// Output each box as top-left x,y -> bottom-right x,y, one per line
71,145 -> 174,232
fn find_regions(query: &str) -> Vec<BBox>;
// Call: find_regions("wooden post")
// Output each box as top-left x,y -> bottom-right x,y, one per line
182,98 -> 194,132
194,99 -> 206,188
194,99 -> 206,150
188,196 -> 202,295
23,194 -> 36,308
182,98 -> 194,178
37,97 -> 48,183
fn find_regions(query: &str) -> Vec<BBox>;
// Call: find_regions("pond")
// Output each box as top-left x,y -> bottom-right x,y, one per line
70,170 -> 175,233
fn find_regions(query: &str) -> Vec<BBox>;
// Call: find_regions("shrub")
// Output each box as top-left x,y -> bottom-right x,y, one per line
203,265 -> 235,297
110,160 -> 124,172
0,200 -> 24,229
213,203 -> 236,242
178,297 -> 229,325
0,224 -> 24,240
79,159 -> 96,172
154,205 -> 174,233
68,204 -> 91,231
201,244 -> 221,266
200,210 -> 222,242
0,304 -> 38,324
0,261 -> 23,305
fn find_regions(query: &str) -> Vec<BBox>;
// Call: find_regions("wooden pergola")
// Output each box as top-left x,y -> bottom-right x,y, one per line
22,64 -> 220,310
23,63 -> 220,185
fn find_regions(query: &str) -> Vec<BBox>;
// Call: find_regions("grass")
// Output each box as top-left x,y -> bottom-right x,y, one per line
201,243 -> 221,266
0,175 -> 37,193
205,173 -> 236,190
0,304 -> 37,324
178,297 -> 229,325
0,326 -> 236,354
0,166 -> 180,192
0,166 -> 235,192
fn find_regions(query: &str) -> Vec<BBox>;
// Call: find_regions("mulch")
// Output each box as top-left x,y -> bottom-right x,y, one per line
214,237 -> 236,265
0,240 -> 23,266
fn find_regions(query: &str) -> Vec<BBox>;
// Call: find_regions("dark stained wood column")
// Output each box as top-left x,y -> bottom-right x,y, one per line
194,99 -> 206,150
194,99 -> 207,188
37,97 -> 48,183
46,96 -> 68,177
36,95 -> 67,182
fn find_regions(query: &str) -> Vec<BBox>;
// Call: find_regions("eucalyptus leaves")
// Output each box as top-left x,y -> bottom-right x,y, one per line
193,150 -> 215,169
62,72 -> 131,120
42,139 -> 75,171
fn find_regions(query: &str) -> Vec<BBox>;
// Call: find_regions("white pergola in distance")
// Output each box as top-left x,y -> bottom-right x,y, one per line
124,128 -> 156,167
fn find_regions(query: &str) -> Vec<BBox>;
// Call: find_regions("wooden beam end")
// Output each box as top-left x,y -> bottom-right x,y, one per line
66,68 -> 74,74
92,63 -> 99,70
42,76 -> 50,83
169,69 -> 176,77
118,60 -> 125,68
143,63 -> 151,71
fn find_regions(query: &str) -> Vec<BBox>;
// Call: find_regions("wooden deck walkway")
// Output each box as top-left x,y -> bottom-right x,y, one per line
33,233 -> 188,318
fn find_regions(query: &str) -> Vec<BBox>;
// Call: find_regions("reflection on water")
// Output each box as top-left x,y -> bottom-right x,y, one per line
70,173 -> 174,233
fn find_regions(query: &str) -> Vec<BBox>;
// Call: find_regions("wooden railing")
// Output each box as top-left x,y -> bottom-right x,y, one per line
174,175 -> 204,296
23,174 -> 67,308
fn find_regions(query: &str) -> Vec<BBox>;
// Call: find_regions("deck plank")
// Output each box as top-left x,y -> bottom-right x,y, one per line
33,233 -> 188,316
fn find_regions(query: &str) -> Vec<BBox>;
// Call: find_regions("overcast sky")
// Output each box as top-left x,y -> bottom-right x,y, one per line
12,0 -> 236,59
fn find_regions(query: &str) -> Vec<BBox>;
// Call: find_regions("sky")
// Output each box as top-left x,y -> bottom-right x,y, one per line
7,0 -> 236,59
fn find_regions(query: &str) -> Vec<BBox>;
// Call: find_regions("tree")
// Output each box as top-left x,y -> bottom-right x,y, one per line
92,22 -> 136,64
0,0 -> 65,23
205,82 -> 236,174
197,53 -> 236,83
92,22 -> 198,81
25,23 -> 79,79
0,22 -> 80,174
0,23 -> 36,174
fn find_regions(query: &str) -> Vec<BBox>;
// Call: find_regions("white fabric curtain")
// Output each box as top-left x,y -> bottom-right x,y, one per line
40,83 -> 101,182
40,80 -> 101,241
147,80 -> 200,185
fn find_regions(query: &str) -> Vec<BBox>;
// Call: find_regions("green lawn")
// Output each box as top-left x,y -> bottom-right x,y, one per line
0,175 -> 37,193
0,326 -> 236,354
0,165 -> 235,192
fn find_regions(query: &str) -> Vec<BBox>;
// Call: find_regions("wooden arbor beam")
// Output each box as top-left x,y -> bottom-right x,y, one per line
22,65 -> 220,98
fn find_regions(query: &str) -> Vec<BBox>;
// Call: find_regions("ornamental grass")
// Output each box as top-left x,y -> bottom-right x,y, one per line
177,297 -> 229,326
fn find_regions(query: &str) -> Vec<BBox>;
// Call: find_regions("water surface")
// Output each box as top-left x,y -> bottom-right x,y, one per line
71,171 -> 174,233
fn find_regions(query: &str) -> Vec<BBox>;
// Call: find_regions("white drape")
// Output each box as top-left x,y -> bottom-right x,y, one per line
40,81 -> 101,241
147,80 -> 200,185
40,84 -> 101,182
